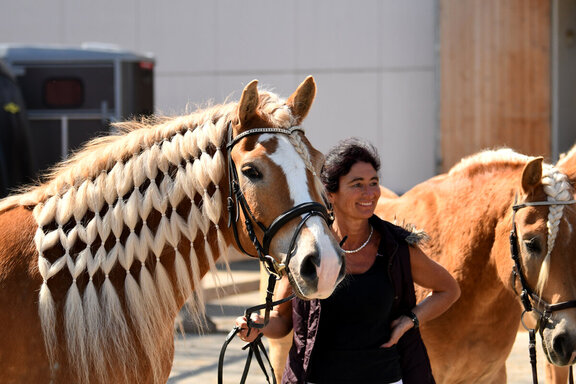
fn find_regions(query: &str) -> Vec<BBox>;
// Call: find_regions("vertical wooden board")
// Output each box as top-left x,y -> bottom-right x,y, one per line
439,0 -> 551,172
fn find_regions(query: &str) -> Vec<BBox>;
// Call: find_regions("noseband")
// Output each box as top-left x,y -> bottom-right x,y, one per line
225,122 -> 331,280
509,196 -> 576,383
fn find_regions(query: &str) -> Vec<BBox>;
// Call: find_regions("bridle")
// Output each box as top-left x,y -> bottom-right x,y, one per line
226,122 -> 331,282
509,195 -> 576,384
219,122 -> 333,384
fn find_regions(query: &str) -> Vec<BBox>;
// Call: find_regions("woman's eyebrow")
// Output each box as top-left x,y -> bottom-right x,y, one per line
346,176 -> 379,184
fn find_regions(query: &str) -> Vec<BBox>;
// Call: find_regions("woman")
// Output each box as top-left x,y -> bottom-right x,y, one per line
236,137 -> 460,383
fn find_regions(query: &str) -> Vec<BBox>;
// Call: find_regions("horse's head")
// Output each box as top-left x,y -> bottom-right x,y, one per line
513,156 -> 576,366
227,77 -> 345,299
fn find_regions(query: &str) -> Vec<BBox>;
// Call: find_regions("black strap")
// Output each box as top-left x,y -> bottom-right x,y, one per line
217,275 -> 295,384
217,326 -> 276,384
528,329 -> 538,384
570,366 -> 574,384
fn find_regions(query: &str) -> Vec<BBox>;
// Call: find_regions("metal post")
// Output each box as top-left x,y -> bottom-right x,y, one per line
61,115 -> 69,160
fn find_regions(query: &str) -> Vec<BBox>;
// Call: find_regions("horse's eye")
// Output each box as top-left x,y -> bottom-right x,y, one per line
241,165 -> 262,180
523,237 -> 542,255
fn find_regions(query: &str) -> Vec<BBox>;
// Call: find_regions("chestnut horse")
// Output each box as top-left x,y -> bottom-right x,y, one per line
0,77 -> 344,384
373,148 -> 576,383
542,146 -> 576,384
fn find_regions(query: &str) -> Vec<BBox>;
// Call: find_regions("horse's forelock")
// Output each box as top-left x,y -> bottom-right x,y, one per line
535,166 -> 574,295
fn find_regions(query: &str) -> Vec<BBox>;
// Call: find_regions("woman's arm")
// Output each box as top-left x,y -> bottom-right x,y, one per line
235,275 -> 294,342
382,245 -> 460,347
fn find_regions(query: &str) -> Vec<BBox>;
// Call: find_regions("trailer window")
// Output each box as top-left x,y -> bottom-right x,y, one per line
43,78 -> 84,108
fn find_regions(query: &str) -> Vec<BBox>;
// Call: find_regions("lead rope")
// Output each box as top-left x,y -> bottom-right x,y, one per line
217,274 -> 295,384
528,328 -> 538,384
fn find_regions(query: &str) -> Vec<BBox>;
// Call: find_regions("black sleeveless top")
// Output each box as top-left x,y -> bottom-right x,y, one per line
282,217 -> 435,384
306,254 -> 402,383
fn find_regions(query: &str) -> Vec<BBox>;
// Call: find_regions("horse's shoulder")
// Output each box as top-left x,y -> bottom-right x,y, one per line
0,206 -> 36,274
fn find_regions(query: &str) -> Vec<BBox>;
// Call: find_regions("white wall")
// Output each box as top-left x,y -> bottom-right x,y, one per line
0,0 -> 437,193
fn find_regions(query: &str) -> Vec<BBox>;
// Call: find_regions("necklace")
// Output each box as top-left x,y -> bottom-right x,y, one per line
342,225 -> 373,254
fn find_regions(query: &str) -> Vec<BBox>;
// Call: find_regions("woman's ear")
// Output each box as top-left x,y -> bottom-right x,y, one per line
326,191 -> 335,205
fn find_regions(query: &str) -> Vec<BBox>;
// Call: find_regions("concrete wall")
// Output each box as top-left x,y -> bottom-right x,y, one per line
0,1 -> 437,193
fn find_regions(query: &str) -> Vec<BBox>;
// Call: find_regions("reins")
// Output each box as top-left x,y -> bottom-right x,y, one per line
510,195 -> 576,384
218,123 -> 332,383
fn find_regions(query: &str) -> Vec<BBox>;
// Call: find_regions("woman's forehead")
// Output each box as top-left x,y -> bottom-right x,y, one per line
342,162 -> 378,180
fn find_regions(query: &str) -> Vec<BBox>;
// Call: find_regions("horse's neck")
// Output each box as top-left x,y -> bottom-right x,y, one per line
385,170 -> 517,274
34,122 -> 233,304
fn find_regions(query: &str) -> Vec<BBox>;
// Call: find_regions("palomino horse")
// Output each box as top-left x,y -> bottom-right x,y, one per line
0,76 -> 344,384
373,148 -> 576,383
542,146 -> 576,384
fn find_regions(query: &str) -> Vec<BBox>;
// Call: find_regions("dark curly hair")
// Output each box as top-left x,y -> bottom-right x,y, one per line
320,137 -> 381,193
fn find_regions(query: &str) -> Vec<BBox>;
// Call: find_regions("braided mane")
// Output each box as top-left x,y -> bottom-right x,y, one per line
0,90 -> 307,383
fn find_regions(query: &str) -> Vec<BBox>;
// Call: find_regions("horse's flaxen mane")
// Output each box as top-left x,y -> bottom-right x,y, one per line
448,148 -> 534,176
5,90 -> 308,384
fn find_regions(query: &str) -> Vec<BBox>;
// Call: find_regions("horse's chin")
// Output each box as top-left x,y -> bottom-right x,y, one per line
286,273 -> 314,300
542,347 -> 576,367
286,272 -> 335,301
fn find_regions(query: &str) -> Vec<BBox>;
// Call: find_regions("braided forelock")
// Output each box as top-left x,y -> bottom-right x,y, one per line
286,132 -> 325,199
256,91 -> 325,198
536,165 -> 574,295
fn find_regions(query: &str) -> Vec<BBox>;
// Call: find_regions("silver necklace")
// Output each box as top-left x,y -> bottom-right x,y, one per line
342,225 -> 373,254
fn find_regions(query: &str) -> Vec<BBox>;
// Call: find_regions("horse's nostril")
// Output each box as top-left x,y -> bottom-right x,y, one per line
300,253 -> 319,281
552,333 -> 573,363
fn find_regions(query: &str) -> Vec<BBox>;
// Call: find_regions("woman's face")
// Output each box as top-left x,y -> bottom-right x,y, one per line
328,161 -> 381,221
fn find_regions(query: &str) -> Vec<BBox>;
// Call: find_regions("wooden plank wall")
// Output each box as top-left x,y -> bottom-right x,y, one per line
439,0 -> 551,172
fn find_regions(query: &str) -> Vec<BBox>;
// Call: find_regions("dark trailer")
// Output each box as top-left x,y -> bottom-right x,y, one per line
0,60 -> 34,197
0,44 -> 154,179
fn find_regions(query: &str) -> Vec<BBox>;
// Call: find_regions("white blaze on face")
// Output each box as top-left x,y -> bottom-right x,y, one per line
261,134 -> 342,297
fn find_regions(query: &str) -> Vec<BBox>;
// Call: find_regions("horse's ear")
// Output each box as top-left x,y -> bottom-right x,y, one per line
238,79 -> 259,126
287,76 -> 316,124
522,157 -> 543,193
556,144 -> 576,183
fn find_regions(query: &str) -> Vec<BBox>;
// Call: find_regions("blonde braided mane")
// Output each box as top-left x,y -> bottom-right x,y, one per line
0,89 -> 316,383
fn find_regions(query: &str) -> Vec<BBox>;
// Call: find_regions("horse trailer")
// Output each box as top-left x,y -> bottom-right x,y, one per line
0,44 -> 154,180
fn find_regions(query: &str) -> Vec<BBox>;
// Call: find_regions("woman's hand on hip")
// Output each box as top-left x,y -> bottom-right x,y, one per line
380,314 -> 414,348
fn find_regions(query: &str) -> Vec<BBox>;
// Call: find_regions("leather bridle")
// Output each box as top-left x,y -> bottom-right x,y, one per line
226,122 -> 331,282
219,122 -> 334,384
509,195 -> 576,383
